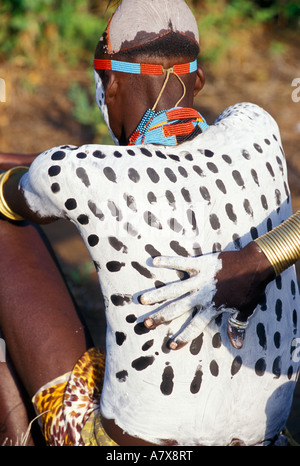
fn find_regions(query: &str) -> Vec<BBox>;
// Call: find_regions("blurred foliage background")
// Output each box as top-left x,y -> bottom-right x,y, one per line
0,0 -> 299,65
0,0 -> 299,145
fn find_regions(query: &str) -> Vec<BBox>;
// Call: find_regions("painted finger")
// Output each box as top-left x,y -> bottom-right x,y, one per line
152,255 -> 199,273
140,275 -> 201,305
144,294 -> 196,329
169,306 -> 227,350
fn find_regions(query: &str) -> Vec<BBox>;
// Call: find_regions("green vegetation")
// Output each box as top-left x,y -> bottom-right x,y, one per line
1,0 -> 298,65
0,0 -> 298,143
68,77 -> 113,145
191,0 -> 300,64
0,0 -> 107,65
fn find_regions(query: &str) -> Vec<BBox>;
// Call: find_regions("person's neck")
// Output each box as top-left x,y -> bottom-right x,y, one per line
120,95 -> 194,145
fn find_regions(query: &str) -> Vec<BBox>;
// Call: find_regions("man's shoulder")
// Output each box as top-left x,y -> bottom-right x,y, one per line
187,101 -> 284,167
213,102 -> 279,133
32,143 -> 122,166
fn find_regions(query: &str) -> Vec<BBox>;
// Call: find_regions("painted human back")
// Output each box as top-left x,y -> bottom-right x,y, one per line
22,103 -> 300,445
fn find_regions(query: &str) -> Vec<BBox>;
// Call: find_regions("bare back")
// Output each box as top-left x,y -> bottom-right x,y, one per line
21,103 -> 300,445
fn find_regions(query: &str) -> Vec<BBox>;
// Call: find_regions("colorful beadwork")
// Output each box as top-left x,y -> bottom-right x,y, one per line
128,107 -> 209,146
94,59 -> 197,75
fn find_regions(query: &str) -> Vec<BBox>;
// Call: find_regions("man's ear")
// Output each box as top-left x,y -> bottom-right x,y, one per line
194,65 -> 205,97
104,70 -> 119,104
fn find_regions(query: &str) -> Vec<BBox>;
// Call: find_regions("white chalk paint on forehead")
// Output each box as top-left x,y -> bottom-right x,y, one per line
107,0 -> 199,53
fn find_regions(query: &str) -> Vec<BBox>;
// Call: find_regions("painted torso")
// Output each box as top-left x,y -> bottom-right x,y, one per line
21,103 -> 300,445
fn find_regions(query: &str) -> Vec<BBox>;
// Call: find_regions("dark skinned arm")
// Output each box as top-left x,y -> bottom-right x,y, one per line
0,152 -> 38,170
1,168 -> 57,224
214,241 -> 275,322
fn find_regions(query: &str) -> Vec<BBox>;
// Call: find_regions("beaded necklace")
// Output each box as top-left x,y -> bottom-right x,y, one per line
128,107 -> 209,146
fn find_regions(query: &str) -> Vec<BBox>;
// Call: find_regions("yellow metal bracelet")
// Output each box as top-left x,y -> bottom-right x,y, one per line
255,211 -> 300,276
0,166 -> 28,221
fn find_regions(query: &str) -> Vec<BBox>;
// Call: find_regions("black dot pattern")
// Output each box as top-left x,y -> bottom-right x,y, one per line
20,104 -> 300,445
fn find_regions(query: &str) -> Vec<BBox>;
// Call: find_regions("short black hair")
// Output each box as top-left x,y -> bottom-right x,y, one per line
95,31 -> 199,61
119,32 -> 199,60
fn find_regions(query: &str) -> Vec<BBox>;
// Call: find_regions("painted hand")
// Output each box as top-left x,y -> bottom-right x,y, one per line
141,243 -> 274,350
140,253 -> 236,350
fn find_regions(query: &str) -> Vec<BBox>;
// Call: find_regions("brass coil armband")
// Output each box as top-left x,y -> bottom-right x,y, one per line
0,166 -> 28,221
255,211 -> 300,276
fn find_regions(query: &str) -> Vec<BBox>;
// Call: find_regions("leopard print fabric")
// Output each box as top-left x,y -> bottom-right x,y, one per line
32,347 -> 107,446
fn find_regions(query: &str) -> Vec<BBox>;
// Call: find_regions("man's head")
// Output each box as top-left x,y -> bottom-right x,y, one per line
94,0 -> 205,145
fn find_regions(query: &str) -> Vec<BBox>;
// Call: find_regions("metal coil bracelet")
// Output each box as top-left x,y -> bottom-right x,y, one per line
254,211 -> 300,276
0,166 -> 28,221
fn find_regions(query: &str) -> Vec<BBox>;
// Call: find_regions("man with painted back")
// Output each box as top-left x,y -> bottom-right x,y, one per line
0,0 -> 299,446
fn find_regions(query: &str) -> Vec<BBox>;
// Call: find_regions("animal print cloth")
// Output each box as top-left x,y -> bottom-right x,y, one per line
32,347 -> 117,446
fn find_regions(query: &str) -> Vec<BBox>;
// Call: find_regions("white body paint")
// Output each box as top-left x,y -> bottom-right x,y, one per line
20,103 -> 300,445
105,0 -> 199,53
142,253 -> 225,346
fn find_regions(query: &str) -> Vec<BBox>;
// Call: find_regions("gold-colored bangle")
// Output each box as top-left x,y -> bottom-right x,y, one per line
255,211 -> 300,276
0,166 -> 28,221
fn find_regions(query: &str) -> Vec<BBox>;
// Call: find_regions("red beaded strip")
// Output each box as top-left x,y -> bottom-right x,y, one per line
94,59 -> 196,75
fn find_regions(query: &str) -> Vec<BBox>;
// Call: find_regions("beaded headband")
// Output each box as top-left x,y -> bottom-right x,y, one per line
93,59 -> 197,75
94,58 -> 198,111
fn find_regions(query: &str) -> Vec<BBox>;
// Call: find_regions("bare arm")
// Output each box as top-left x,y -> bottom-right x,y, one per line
0,152 -> 50,223
0,152 -> 38,170
214,242 -> 274,320
0,167 -> 57,224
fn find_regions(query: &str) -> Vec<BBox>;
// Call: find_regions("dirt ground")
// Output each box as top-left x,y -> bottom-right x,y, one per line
0,25 -> 300,443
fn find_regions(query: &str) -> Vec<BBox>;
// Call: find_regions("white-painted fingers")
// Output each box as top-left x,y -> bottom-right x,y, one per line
168,306 -> 217,349
141,253 -> 224,347
152,255 -> 200,274
169,307 -> 234,350
144,292 -> 199,328
141,254 -> 222,305
140,275 -> 201,305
